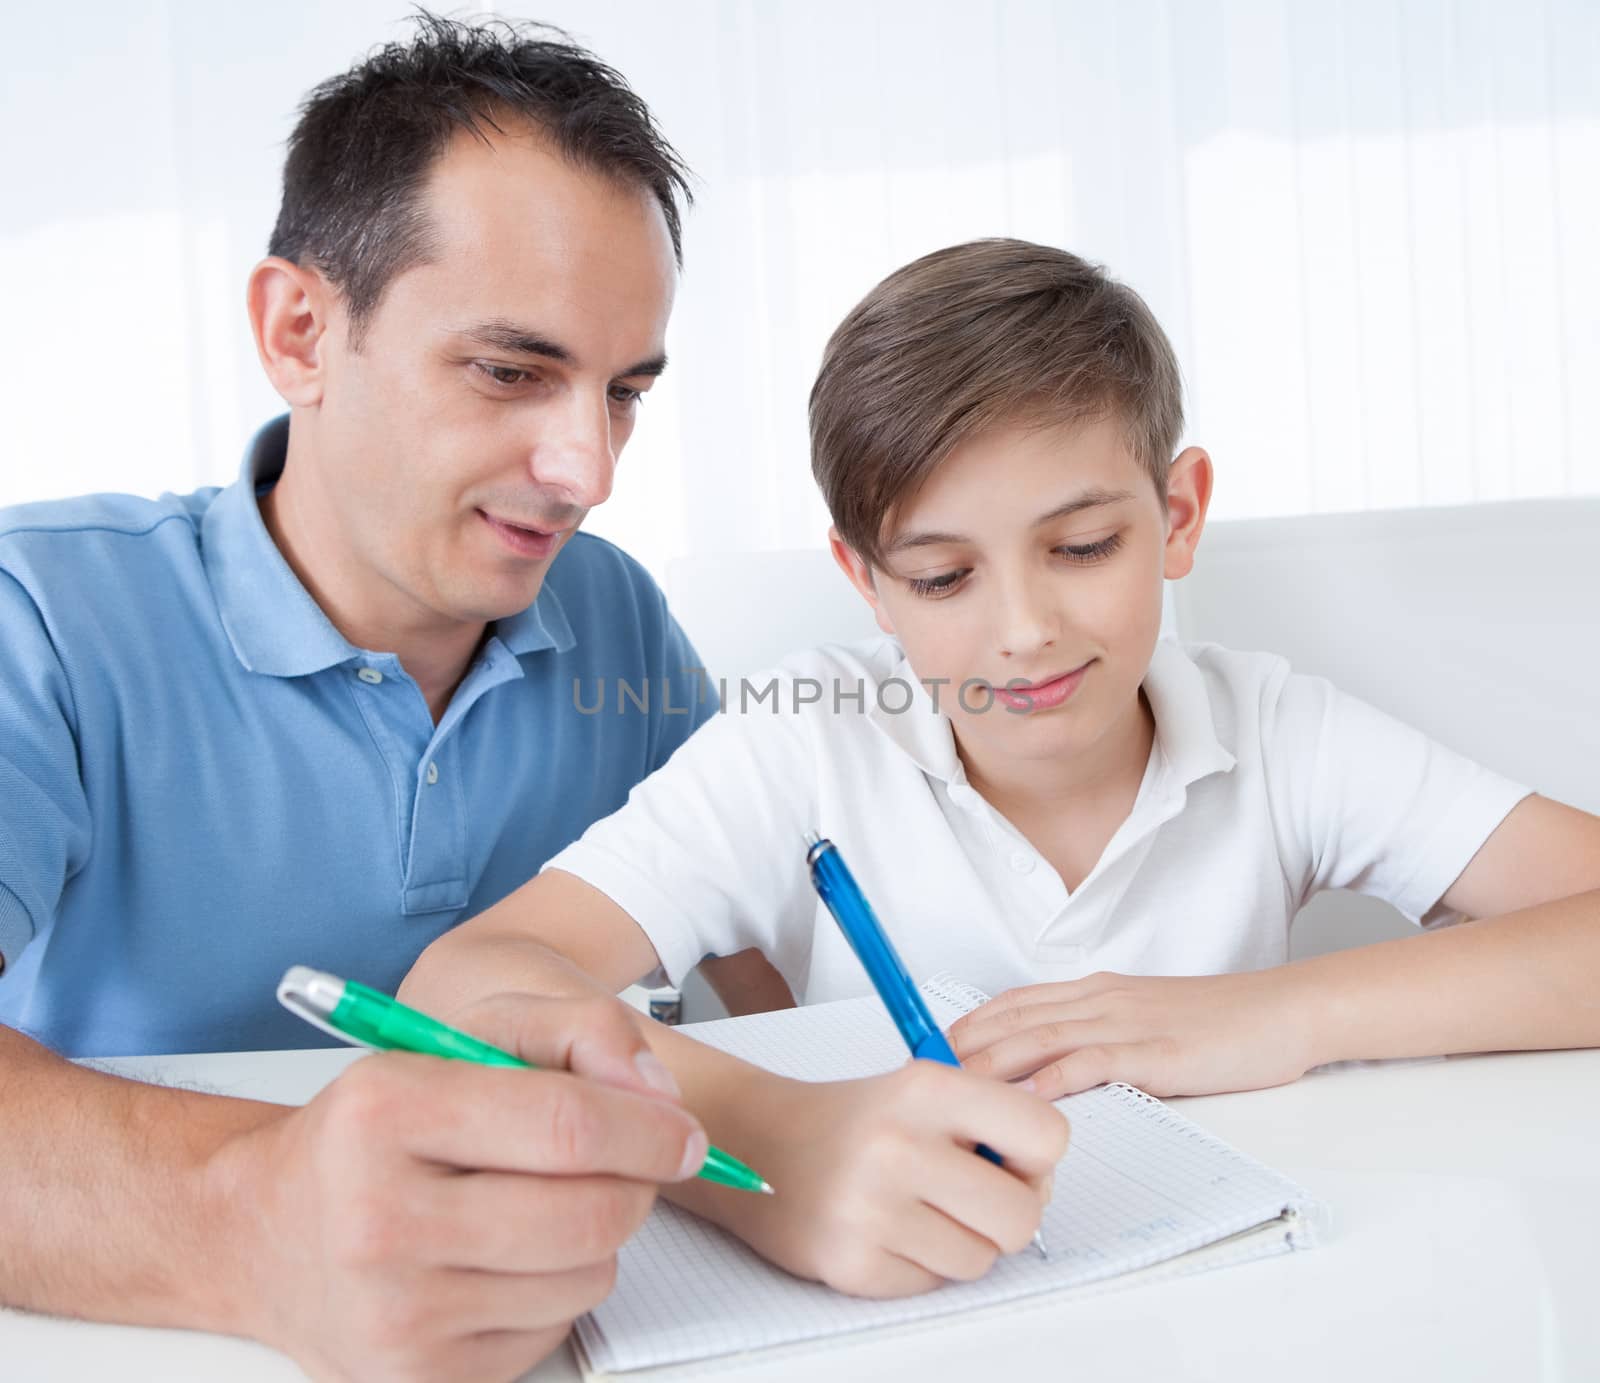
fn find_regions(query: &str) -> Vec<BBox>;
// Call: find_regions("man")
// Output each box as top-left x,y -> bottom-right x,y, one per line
0,15 -> 726,1379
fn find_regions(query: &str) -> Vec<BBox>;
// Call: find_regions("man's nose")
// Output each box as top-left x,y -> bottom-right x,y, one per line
527,392 -> 616,511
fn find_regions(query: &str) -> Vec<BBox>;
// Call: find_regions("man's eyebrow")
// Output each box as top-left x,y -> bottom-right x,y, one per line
886,487 -> 1136,555
455,319 -> 668,378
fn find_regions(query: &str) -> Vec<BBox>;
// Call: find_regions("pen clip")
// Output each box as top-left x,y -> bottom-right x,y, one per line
276,965 -> 378,1050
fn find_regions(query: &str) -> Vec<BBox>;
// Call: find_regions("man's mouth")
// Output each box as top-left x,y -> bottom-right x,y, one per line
990,660 -> 1095,713
478,510 -> 564,560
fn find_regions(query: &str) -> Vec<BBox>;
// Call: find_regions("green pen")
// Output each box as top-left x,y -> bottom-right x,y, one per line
276,965 -> 772,1195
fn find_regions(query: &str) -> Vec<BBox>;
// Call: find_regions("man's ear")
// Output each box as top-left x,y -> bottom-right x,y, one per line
247,257 -> 335,407
828,527 -> 896,637
1162,446 -> 1214,581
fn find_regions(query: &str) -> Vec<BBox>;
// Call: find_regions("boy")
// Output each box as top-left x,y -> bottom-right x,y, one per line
402,239 -> 1600,1298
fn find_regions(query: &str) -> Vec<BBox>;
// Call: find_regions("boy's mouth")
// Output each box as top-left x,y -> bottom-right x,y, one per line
990,660 -> 1094,713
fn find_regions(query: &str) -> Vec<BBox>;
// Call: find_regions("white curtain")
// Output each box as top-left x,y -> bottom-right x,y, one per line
3,0 -> 1595,583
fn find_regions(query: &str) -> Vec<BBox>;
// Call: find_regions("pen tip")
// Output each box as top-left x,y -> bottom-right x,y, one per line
1032,1231 -> 1049,1260
759,1181 -> 776,1195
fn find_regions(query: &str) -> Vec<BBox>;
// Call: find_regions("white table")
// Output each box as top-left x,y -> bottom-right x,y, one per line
5,1045 -> 1596,1381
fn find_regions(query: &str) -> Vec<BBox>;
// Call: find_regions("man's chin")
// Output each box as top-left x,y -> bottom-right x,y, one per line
452,571 -> 552,625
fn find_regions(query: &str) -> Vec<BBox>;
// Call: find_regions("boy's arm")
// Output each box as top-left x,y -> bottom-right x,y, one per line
401,871 -> 1069,1297
949,795 -> 1600,1096
696,950 -> 797,1016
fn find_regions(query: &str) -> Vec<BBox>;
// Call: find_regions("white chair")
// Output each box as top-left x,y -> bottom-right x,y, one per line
663,497 -> 1600,994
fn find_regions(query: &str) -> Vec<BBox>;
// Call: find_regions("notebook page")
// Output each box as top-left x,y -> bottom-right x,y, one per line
576,985 -> 1322,1376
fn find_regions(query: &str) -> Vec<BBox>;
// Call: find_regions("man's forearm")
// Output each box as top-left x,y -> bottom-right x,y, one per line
0,1027 -> 282,1331
1297,887 -> 1600,1065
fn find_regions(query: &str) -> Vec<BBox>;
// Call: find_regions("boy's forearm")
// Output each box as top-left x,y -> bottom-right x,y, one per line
400,918 -> 619,1013
0,1026 -> 283,1332
1295,887 -> 1600,1065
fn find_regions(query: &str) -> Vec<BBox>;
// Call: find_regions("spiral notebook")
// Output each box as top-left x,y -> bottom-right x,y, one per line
574,975 -> 1326,1378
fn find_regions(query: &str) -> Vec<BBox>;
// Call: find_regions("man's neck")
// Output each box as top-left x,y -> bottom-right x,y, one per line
258,456 -> 483,725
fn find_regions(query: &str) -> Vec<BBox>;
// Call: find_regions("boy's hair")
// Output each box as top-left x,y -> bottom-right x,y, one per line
268,11 -> 692,346
810,239 -> 1183,566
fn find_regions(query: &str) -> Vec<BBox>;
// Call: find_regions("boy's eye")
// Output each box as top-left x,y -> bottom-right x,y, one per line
608,383 -> 644,407
905,568 -> 970,598
1056,533 -> 1123,563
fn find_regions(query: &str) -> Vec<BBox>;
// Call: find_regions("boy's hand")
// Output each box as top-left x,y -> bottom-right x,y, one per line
720,1062 -> 1069,1298
947,970 -> 1320,1099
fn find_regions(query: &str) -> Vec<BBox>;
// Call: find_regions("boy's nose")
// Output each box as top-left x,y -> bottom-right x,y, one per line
995,576 -> 1062,661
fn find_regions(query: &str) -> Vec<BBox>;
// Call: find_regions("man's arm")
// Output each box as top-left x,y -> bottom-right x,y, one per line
0,1025 -> 277,1330
0,996 -> 705,1379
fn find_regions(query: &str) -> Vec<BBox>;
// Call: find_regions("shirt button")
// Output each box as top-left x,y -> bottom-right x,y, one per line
356,667 -> 383,685
1010,851 -> 1035,875
425,761 -> 439,785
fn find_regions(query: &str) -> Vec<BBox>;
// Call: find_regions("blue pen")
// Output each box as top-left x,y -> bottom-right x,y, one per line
804,830 -> 1049,1258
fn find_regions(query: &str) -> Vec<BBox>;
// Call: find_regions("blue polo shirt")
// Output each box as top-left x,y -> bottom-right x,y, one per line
0,417 -> 712,1056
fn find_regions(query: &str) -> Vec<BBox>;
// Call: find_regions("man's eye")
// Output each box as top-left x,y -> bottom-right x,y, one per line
475,362 -> 531,388
608,384 -> 644,407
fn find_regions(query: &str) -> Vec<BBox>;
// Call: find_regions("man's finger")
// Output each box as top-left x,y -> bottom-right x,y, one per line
430,1258 -> 621,1336
336,1053 -> 706,1184
423,1171 -> 658,1273
451,992 -> 682,1103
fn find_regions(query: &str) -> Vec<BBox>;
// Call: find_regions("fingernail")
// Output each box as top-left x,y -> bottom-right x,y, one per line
678,1128 -> 709,1180
634,1051 -> 681,1100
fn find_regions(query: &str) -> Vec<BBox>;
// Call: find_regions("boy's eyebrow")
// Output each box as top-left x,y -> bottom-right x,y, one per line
455,319 -> 668,378
886,487 -> 1136,554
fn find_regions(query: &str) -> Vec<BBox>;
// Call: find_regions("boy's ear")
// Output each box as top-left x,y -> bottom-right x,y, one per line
247,256 -> 334,408
1162,447 -> 1213,581
828,527 -> 896,637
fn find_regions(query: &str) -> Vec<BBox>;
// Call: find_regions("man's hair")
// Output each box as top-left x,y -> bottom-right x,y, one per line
810,239 -> 1183,566
268,11 -> 691,345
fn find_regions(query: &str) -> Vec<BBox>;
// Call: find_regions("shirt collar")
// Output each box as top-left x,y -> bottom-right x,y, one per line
1140,637 -> 1237,789
203,415 -> 575,677
866,650 -> 968,785
866,637 -> 1236,791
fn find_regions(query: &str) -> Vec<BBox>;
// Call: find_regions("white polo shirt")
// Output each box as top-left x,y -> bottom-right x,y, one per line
546,638 -> 1529,1003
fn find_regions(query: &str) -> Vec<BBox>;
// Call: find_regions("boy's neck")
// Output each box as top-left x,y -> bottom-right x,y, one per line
958,689 -> 1157,825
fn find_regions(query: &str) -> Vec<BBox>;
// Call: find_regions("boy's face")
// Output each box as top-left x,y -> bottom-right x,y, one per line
294,124 -> 676,628
835,416 -> 1210,782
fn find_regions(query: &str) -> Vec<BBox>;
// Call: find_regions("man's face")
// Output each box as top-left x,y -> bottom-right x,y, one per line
858,416 -> 1172,775
310,126 -> 677,627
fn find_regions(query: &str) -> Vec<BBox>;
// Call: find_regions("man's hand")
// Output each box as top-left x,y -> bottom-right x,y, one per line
218,993 -> 705,1383
697,1061 -> 1069,1299
947,970 -> 1319,1099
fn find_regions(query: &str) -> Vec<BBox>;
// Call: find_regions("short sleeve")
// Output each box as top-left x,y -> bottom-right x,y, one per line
0,568 -> 92,973
544,684 -> 818,990
1261,667 -> 1531,925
